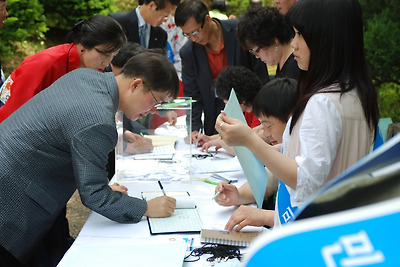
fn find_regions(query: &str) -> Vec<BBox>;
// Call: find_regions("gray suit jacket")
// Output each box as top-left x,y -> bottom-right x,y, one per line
179,19 -> 269,135
0,69 -> 147,262
109,9 -> 167,50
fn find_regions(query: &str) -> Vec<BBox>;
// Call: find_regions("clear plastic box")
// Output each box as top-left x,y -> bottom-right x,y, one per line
115,97 -> 193,183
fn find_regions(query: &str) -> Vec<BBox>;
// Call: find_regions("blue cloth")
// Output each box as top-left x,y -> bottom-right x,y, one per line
166,42 -> 175,64
373,125 -> 384,150
140,24 -> 147,47
277,180 -> 298,224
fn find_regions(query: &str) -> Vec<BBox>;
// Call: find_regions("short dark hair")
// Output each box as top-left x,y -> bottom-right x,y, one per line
175,0 -> 209,27
144,0 -> 181,10
237,6 -> 293,50
216,66 -> 262,105
120,52 -> 179,98
111,42 -> 146,68
253,77 -> 297,123
111,42 -> 166,69
66,15 -> 126,54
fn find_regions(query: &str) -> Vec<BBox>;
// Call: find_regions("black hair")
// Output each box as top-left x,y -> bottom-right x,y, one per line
215,66 -> 262,105
287,0 -> 378,137
111,42 -> 166,69
111,42 -> 146,68
175,0 -> 209,26
120,52 -> 179,98
143,0 -> 181,10
237,6 -> 294,50
253,78 -> 297,123
66,15 -> 126,54
249,0 -> 263,11
211,0 -> 227,12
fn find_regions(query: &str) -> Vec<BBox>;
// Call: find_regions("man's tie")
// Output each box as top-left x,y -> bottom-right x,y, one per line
140,24 -> 147,48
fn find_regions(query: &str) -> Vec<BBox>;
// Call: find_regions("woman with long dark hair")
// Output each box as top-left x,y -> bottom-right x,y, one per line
215,0 -> 378,228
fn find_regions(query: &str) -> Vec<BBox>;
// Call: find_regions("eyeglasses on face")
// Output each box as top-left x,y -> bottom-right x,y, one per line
182,18 -> 205,39
147,84 -> 170,108
249,47 -> 262,56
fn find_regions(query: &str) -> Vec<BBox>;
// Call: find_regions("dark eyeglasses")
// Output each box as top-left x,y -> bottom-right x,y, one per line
249,47 -> 262,56
182,18 -> 205,39
147,85 -> 170,108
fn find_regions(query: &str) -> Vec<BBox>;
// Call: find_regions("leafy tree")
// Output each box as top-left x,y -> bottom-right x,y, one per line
361,3 -> 400,87
113,0 -> 139,11
0,0 -> 47,57
377,83 -> 400,122
359,0 -> 400,122
40,0 -> 115,31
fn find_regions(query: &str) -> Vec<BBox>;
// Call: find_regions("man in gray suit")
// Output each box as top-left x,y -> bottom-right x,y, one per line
109,0 -> 180,50
0,52 -> 179,266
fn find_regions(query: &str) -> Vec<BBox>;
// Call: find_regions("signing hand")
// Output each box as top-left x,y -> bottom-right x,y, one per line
123,130 -> 154,154
200,138 -> 223,153
144,196 -> 176,218
213,182 -> 240,207
184,130 -> 202,145
167,111 -> 178,126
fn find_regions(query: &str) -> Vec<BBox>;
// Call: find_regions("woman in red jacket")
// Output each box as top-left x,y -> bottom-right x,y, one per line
0,14 -> 126,122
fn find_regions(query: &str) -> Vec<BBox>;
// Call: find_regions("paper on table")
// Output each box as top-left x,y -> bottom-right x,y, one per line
58,242 -> 188,267
224,89 -> 268,209
142,191 -> 196,209
141,191 -> 202,235
190,156 -> 242,174
144,135 -> 177,147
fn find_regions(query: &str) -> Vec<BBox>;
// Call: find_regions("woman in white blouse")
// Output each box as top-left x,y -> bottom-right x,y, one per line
215,0 -> 379,229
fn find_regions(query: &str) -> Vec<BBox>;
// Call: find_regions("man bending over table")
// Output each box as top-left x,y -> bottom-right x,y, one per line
0,52 -> 179,267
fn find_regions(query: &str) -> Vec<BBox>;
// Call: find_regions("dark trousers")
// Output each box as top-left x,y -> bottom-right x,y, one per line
0,208 -> 74,267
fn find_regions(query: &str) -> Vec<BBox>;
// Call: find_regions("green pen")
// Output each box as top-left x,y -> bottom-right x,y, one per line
203,180 -> 219,185
158,99 -> 196,108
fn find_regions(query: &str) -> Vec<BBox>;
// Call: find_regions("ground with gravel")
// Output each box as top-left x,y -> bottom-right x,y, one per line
66,190 -> 91,238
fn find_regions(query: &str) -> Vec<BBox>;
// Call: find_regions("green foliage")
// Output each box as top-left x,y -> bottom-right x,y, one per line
362,4 -> 400,87
377,83 -> 400,122
226,0 -> 250,17
40,0 -> 115,30
0,0 -> 47,57
113,0 -> 139,12
359,0 -> 400,122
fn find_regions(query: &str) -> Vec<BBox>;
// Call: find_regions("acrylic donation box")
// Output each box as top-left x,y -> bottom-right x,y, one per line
115,97 -> 194,183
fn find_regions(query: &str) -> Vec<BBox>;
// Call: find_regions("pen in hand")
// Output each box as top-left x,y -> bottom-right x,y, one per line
195,128 -> 202,147
212,180 -> 232,200
158,180 -> 166,196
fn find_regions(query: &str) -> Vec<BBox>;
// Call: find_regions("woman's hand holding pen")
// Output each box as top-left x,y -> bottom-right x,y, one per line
213,181 -> 239,207
144,196 -> 176,218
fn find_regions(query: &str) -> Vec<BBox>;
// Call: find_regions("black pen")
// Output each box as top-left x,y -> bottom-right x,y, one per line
158,180 -> 166,196
212,180 -> 232,200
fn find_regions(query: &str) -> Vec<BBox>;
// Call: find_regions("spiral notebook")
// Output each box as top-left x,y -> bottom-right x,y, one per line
200,229 -> 260,247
